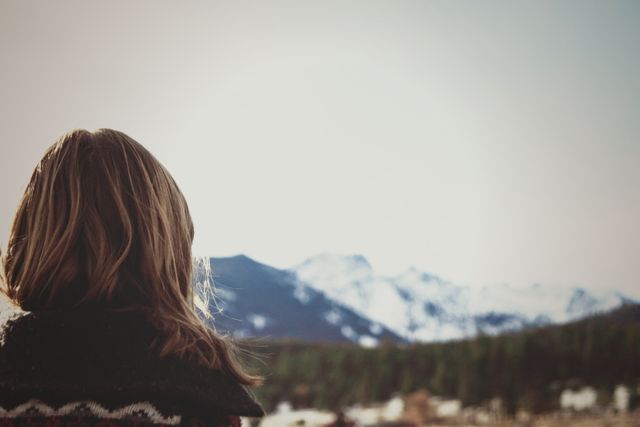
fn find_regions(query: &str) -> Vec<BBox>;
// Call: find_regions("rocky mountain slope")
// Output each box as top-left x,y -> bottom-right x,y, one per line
198,255 -> 402,346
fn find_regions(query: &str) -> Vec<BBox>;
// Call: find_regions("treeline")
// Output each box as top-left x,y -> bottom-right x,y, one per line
242,304 -> 640,414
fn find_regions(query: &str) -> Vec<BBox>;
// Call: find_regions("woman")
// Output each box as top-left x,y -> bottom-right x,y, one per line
0,129 -> 264,426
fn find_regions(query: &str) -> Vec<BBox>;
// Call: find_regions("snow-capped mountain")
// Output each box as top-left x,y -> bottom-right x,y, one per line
192,253 -> 636,344
194,255 -> 403,346
292,253 -> 637,342
292,253 -> 472,341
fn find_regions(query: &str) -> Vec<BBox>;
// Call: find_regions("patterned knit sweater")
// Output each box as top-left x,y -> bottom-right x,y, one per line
0,309 -> 264,427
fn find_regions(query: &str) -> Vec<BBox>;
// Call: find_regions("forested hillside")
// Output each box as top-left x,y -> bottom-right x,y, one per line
245,304 -> 640,414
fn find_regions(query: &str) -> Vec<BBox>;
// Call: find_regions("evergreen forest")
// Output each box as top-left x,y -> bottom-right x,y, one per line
244,304 -> 640,414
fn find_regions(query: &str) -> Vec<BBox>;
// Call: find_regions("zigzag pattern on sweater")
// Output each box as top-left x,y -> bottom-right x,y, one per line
0,399 -> 181,425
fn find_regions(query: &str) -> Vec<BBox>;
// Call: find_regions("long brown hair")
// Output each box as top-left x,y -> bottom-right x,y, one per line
1,129 -> 260,386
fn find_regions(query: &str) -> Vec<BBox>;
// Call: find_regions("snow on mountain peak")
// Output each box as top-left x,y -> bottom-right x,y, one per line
292,254 -> 472,341
565,288 -> 625,319
298,252 -> 373,270
291,252 -> 634,342
294,253 -> 374,293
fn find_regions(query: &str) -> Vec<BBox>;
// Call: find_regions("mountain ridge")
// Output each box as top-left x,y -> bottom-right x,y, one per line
197,253 -> 637,344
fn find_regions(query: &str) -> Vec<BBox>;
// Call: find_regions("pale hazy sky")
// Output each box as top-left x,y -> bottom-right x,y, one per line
1,1 -> 638,294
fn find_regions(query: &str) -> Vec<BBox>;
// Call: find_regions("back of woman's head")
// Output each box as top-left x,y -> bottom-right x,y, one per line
2,128 -> 259,385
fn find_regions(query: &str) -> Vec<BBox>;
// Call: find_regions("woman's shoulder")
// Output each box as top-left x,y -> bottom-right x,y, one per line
0,309 -> 264,425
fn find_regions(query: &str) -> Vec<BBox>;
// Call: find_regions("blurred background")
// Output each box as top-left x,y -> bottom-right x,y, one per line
1,1 -> 639,426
